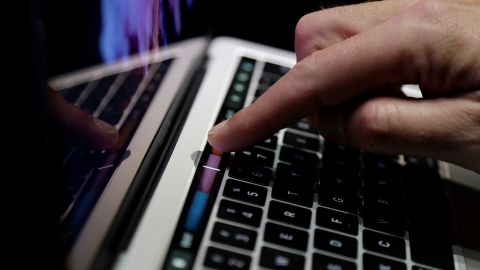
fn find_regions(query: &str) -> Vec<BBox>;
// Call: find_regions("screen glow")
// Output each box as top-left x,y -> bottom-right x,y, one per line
100,0 -> 190,62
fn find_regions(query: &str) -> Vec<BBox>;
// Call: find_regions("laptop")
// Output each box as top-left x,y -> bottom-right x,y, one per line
39,1 -> 480,270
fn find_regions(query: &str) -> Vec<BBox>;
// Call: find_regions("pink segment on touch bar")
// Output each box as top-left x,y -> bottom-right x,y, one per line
198,153 -> 222,193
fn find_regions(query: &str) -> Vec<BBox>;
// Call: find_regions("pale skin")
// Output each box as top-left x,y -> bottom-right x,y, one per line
207,0 -> 480,173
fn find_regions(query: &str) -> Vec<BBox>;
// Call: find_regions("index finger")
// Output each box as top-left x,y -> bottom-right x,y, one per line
208,10 -> 420,152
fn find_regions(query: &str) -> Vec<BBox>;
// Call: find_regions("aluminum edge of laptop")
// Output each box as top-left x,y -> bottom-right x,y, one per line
49,37 -> 209,270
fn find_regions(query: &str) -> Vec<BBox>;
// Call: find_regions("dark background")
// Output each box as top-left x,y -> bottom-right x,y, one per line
42,0 -> 360,77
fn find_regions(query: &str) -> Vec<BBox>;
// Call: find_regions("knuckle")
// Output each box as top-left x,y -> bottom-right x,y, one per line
295,8 -> 334,41
394,0 -> 470,90
295,9 -> 340,57
295,12 -> 324,58
295,13 -> 315,41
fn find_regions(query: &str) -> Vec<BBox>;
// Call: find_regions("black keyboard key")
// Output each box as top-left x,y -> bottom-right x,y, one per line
230,82 -> 248,95
223,179 -> 267,206
312,253 -> 356,270
217,199 -> 262,227
363,230 -> 406,259
276,161 -> 316,179
114,68 -> 144,101
231,149 -> 251,161
279,146 -> 319,166
318,188 -> 358,214
273,163 -> 315,207
252,148 -> 275,167
219,108 -> 237,121
268,200 -> 312,228
322,142 -> 361,166
225,59 -> 253,110
289,120 -> 318,134
364,172 -> 400,192
363,211 -> 405,237
362,160 -> 405,236
239,59 -> 255,73
258,135 -> 277,149
99,67 -> 145,125
62,83 -> 88,103
235,71 -> 251,84
99,105 -> 123,125
164,249 -> 193,270
364,155 -> 403,198
263,62 -> 290,76
204,246 -> 250,270
283,131 -> 320,151
364,195 -> 403,221
234,147 -> 275,168
229,162 -> 272,186
314,229 -> 357,258
321,160 -> 360,192
363,253 -> 406,270
80,74 -> 117,113
228,161 -> 273,186
404,165 -> 454,270
363,180 -> 402,206
260,246 -> 304,270
264,222 -> 309,251
211,222 -> 257,251
259,72 -> 281,87
225,92 -> 246,110
363,167 -> 404,228
320,148 -> 361,208
255,86 -> 268,98
316,206 -> 358,235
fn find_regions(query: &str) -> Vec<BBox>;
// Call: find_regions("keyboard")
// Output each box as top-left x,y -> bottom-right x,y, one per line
163,58 -> 455,270
58,58 -> 173,247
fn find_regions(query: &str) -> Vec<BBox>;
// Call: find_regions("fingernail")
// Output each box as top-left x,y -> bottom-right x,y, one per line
208,120 -> 228,136
94,118 -> 117,135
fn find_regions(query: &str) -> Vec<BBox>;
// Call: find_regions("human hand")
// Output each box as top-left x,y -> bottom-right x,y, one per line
47,84 -> 119,150
208,0 -> 480,173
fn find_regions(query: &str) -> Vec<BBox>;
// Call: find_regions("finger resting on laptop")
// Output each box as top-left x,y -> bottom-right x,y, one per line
208,18 -> 420,151
208,1 -> 480,154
